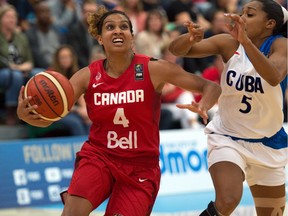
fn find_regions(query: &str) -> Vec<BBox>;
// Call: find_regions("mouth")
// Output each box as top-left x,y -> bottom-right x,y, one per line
112,38 -> 124,44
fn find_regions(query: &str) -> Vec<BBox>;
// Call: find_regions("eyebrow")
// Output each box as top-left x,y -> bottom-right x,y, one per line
247,6 -> 257,11
104,20 -> 129,25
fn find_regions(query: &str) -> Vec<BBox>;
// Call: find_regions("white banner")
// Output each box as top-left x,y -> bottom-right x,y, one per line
158,124 -> 288,196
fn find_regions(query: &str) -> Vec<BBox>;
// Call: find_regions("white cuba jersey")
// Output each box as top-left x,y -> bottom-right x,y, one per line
206,36 -> 286,139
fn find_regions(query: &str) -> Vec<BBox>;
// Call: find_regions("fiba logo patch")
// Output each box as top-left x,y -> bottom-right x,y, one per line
134,64 -> 144,80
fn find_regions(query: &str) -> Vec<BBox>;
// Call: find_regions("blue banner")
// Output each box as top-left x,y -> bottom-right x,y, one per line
0,136 -> 85,208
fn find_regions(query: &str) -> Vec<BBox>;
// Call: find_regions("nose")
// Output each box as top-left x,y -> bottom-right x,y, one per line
114,26 -> 122,34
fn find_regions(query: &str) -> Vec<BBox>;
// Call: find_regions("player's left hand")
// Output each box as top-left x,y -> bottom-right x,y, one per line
176,101 -> 209,124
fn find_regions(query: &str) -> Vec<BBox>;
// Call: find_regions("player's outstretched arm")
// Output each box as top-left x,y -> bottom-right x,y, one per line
17,86 -> 53,127
150,59 -> 221,124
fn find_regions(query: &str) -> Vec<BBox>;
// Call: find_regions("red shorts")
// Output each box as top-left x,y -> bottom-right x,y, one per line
61,141 -> 161,216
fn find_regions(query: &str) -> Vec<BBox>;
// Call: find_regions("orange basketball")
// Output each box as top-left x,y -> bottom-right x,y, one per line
24,71 -> 74,121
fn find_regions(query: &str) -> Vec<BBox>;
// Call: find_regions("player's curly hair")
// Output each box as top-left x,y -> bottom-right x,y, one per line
87,5 -> 133,39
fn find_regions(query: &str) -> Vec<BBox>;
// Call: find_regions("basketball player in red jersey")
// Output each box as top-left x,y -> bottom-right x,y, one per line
17,6 -> 221,216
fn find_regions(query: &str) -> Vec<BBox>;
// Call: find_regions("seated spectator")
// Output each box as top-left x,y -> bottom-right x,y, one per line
193,0 -> 213,18
101,0 -> 119,10
7,0 -> 38,32
89,45 -> 106,62
0,0 -> 7,6
47,0 -> 78,34
134,8 -> 170,59
142,0 -> 161,11
28,45 -> 91,137
0,4 -> 43,125
275,0 -> 287,8
165,0 -> 211,74
66,0 -> 100,68
165,0 -> 210,30
206,0 -> 240,15
202,9 -> 227,66
25,1 -> 65,69
113,0 -> 147,34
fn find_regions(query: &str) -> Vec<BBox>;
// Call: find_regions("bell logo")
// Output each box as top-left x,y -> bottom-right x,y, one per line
107,131 -> 138,149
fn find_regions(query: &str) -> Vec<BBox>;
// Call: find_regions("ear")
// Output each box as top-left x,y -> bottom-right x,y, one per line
96,35 -> 103,45
266,19 -> 276,30
130,34 -> 135,49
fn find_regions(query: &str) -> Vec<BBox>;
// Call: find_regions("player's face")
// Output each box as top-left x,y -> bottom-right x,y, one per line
241,1 -> 271,39
98,14 -> 134,53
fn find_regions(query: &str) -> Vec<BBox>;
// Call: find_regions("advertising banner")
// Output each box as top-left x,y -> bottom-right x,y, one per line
0,125 -> 287,209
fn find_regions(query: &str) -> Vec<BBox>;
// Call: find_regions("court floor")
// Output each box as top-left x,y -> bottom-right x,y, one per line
0,208 -> 197,216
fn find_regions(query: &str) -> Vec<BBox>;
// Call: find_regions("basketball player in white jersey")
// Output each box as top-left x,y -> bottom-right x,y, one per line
169,0 -> 287,215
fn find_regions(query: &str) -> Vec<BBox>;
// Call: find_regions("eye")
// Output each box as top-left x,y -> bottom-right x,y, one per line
247,13 -> 253,17
106,24 -> 115,30
120,23 -> 129,30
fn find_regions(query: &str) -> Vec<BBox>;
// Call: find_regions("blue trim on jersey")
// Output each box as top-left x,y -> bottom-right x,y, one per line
281,75 -> 287,108
261,35 -> 287,114
227,127 -> 288,149
260,35 -> 283,56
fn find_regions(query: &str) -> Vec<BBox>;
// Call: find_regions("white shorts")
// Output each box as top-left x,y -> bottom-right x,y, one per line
207,133 -> 287,186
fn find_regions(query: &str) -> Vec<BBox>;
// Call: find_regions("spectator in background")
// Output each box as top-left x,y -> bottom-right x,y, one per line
113,0 -> 147,34
0,4 -> 42,125
66,0 -> 99,68
206,0 -> 240,15
134,9 -> 170,59
165,0 -> 211,75
166,0 -> 198,24
101,0 -> 119,10
28,45 -> 90,138
142,0 -> 161,11
204,9 -> 227,40
89,45 -> 105,62
165,0 -> 210,30
7,0 -> 39,32
47,0 -> 78,35
202,9 -> 227,66
0,0 -> 7,6
25,1 -> 65,69
275,0 -> 287,8
50,45 -> 91,135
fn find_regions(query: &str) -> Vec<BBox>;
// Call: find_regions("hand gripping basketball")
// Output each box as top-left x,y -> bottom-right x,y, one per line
24,71 -> 74,121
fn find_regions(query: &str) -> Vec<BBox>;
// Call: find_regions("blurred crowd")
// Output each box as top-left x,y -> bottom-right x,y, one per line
0,0 -> 287,138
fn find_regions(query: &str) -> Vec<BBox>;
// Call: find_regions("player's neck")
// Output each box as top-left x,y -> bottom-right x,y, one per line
104,52 -> 134,78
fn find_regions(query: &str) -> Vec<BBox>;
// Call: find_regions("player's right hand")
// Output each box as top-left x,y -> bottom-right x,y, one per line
17,86 -> 52,126
184,21 -> 204,43
176,101 -> 208,125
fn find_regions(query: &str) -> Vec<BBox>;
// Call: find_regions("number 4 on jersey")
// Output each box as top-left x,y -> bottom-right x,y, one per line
113,108 -> 129,127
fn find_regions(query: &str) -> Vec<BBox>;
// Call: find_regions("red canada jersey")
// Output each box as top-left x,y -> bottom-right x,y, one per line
85,54 -> 161,160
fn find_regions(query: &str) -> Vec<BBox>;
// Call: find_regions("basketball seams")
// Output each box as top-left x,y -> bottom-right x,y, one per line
34,73 -> 62,121
24,71 -> 74,122
24,76 -> 40,116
